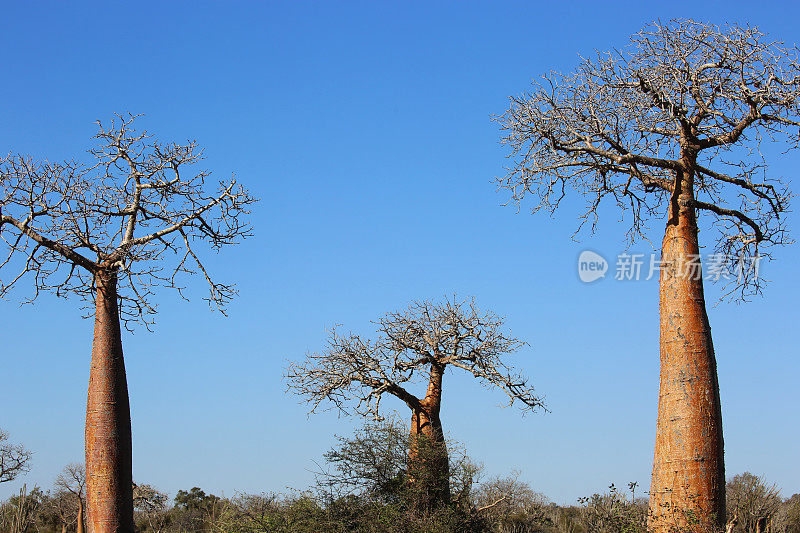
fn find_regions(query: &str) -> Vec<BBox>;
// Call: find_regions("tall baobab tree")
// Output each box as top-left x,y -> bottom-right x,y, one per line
286,297 -> 543,509
0,114 -> 256,533
497,20 -> 797,531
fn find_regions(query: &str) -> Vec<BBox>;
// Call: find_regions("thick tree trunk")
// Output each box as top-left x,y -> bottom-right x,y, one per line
85,269 -> 134,533
408,364 -> 450,509
649,164 -> 725,532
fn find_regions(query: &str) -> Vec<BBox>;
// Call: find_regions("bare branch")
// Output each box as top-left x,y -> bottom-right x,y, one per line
0,114 -> 257,327
498,19 -> 797,298
286,297 -> 544,420
0,429 -> 32,484
55,463 -> 86,498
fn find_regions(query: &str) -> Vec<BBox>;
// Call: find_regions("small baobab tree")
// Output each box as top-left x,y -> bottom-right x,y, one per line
498,20 -> 797,531
55,464 -> 86,533
286,297 -> 543,509
0,114 -> 256,533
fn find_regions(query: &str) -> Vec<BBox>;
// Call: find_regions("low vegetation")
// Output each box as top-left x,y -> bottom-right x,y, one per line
1,423 -> 798,533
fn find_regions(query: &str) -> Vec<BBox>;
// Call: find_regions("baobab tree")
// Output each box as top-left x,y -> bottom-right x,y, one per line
55,464 -> 86,533
286,297 -> 543,509
0,114 -> 255,532
0,429 -> 32,484
497,20 -> 797,531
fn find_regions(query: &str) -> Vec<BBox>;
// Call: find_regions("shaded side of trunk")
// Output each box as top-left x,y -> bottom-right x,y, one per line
408,364 -> 450,509
85,270 -> 134,533
649,162 -> 725,532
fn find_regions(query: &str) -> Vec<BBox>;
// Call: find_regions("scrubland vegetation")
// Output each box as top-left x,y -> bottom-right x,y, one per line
2,16 -> 799,533
2,424 -> 799,532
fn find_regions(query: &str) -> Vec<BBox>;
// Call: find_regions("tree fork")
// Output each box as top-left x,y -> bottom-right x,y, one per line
85,269 -> 134,533
649,166 -> 725,531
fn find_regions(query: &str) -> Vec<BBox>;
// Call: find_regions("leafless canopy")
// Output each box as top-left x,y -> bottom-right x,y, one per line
132,483 -> 168,514
48,490 -> 81,530
726,472 -> 782,532
0,114 -> 256,327
286,297 -> 543,420
50,464 -> 85,529
0,429 -> 32,484
55,463 -> 85,498
498,19 -> 798,298
133,483 -> 169,533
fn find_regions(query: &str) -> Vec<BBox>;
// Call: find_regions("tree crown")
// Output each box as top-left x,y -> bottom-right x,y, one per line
286,297 -> 543,420
0,114 -> 256,327
498,19 -> 799,298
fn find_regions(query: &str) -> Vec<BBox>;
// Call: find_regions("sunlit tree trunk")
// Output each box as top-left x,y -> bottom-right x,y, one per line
649,159 -> 725,531
85,269 -> 134,533
77,497 -> 85,533
408,364 -> 450,508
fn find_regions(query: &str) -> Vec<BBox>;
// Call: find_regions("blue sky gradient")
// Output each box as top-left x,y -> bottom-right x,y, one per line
1,1 -> 798,504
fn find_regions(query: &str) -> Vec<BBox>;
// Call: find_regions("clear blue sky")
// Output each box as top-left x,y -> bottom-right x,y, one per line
1,1 -> 798,505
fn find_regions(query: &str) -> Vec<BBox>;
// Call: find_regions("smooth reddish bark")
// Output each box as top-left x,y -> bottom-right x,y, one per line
77,497 -> 85,533
85,269 -> 134,533
649,164 -> 725,531
408,364 -> 450,508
